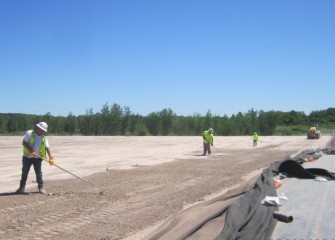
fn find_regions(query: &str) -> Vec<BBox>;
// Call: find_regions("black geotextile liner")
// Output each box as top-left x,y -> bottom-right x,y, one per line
275,159 -> 335,180
145,152 -> 335,240
214,167 -> 277,240
215,158 -> 335,240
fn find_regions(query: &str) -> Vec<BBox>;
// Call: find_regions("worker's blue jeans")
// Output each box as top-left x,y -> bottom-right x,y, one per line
19,156 -> 43,188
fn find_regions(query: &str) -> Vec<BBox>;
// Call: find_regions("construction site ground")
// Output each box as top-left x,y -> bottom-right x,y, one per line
0,135 -> 332,240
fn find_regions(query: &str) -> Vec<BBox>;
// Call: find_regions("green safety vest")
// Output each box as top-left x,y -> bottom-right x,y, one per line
203,131 -> 214,144
252,134 -> 259,141
23,131 -> 47,158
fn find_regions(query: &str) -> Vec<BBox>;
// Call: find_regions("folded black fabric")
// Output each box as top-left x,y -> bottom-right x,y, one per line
277,160 -> 335,180
215,158 -> 335,240
215,167 -> 278,240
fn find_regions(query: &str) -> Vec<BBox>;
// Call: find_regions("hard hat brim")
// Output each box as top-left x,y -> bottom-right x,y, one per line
36,124 -> 47,132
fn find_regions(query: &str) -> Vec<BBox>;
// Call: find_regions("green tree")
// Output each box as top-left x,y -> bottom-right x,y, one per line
146,112 -> 160,136
135,122 -> 149,136
192,113 -> 204,135
110,103 -> 123,135
258,110 -> 279,135
64,112 -> 77,135
7,114 -> 19,132
80,108 -> 95,135
99,102 -> 111,135
204,110 -> 213,131
0,114 -> 8,133
159,108 -> 174,135
121,106 -> 132,135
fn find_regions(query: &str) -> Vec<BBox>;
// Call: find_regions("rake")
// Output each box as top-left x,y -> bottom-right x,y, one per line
34,153 -> 106,195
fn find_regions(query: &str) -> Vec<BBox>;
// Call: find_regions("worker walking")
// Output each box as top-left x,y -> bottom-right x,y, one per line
202,128 -> 214,155
16,122 -> 55,194
252,132 -> 259,147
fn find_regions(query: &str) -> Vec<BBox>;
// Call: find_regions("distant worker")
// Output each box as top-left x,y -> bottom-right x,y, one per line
252,132 -> 259,147
202,128 -> 214,156
16,122 -> 55,194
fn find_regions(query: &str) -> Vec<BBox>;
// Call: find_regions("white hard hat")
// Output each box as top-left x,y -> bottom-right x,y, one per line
208,128 -> 213,132
36,122 -> 48,132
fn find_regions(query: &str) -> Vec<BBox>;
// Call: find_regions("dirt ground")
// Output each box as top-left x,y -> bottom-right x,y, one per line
0,135 -> 332,240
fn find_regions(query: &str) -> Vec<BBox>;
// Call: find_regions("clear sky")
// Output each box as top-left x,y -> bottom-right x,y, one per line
1,0 -> 334,117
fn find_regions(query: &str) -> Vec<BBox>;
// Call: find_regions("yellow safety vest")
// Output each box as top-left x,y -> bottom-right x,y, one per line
203,131 -> 214,144
23,131 -> 47,158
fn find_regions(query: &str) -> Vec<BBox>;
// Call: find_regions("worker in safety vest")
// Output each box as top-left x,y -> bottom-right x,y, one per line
16,122 -> 55,194
202,128 -> 214,155
252,132 -> 259,147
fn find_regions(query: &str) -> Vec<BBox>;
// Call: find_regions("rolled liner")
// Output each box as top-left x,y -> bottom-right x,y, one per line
273,211 -> 293,223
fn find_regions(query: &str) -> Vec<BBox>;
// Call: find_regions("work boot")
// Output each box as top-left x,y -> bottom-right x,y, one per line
39,187 -> 46,194
16,187 -> 25,194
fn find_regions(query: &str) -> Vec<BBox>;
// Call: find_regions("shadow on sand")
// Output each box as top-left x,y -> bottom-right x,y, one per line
0,191 -> 41,196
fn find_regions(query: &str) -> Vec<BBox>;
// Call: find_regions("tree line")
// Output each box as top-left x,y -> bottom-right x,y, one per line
1,103 -> 334,136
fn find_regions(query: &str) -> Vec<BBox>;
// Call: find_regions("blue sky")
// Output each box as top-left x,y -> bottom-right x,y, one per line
1,0 -> 334,117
